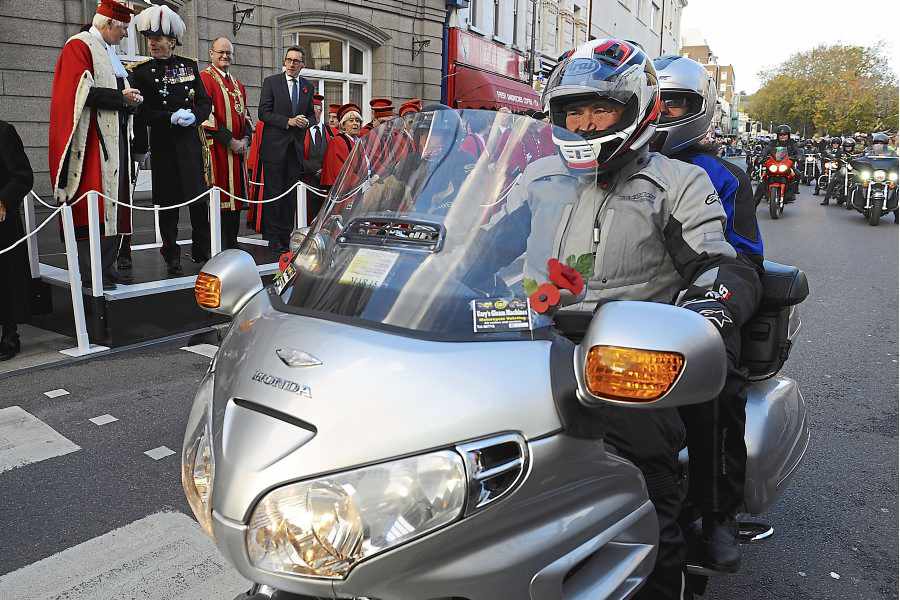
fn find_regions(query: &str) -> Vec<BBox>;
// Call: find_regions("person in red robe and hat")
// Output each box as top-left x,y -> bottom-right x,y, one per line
320,103 -> 362,190
359,98 -> 395,137
327,104 -> 341,130
200,35 -> 251,250
48,0 -> 142,289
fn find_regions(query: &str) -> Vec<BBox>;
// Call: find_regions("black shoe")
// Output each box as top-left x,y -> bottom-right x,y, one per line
820,199 -> 829,206
0,334 -> 21,361
701,514 -> 741,573
117,255 -> 132,270
101,278 -> 117,291
191,251 -> 210,264
167,259 -> 184,276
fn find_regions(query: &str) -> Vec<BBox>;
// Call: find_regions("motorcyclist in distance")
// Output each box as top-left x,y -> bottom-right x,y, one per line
820,137 -> 848,205
867,132 -> 897,156
754,124 -> 800,204
474,38 -> 762,598
652,54 -> 764,575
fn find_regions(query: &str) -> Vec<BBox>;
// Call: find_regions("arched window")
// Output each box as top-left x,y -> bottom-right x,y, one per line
281,31 -> 372,119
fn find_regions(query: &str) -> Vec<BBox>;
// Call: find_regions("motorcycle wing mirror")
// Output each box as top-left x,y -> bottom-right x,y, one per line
574,301 -> 727,410
194,249 -> 264,317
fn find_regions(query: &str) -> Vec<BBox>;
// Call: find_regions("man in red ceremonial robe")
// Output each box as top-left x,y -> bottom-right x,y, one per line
200,36 -> 251,250
359,98 -> 394,137
48,0 -> 142,289
320,103 -> 362,190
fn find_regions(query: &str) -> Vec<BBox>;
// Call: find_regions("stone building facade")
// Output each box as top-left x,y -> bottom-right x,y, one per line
0,0 -> 445,195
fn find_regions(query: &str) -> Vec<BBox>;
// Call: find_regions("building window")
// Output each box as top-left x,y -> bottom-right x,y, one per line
651,1 -> 661,32
637,0 -> 648,23
512,0 -> 519,46
470,0 -> 479,29
114,1 -> 150,61
721,72 -> 727,81
720,83 -> 726,93
282,30 -> 371,120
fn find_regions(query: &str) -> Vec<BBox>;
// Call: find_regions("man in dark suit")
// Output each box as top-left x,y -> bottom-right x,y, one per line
258,45 -> 317,253
302,94 -> 335,219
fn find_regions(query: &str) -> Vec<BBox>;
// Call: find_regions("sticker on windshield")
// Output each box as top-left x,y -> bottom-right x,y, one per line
472,298 -> 533,333
339,248 -> 399,287
273,263 -> 297,295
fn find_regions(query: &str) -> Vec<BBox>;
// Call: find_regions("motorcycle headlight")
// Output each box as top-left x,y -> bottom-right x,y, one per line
293,232 -> 328,274
246,450 -> 466,579
182,373 -> 215,538
890,172 -> 898,182
874,170 -> 887,182
826,162 -> 838,169
778,164 -> 788,173
861,170 -> 871,180
768,165 -> 778,173
289,227 -> 311,255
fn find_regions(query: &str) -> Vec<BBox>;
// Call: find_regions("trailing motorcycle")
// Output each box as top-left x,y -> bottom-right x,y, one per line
183,111 -> 809,600
761,150 -> 796,219
814,156 -> 840,196
801,152 -> 820,186
847,155 -> 899,226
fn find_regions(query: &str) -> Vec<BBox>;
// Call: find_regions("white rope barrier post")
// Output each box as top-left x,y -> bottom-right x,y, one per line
296,182 -> 308,229
86,191 -> 104,298
22,192 -> 40,277
154,205 -> 162,246
59,203 -> 108,357
209,187 -> 222,257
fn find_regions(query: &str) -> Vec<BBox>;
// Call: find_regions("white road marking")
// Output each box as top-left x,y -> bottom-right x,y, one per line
144,446 -> 175,460
0,511 -> 250,599
180,344 -> 219,358
88,414 -> 118,426
43,389 -> 70,399
0,407 -> 80,474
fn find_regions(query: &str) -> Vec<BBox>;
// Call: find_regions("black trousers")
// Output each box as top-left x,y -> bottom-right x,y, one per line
77,237 -> 118,283
222,210 -> 241,250
599,406 -> 689,600
158,201 -> 210,261
262,154 -> 303,249
679,325 -> 748,517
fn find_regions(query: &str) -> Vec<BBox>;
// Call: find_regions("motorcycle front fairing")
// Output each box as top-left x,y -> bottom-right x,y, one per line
194,112 -> 661,599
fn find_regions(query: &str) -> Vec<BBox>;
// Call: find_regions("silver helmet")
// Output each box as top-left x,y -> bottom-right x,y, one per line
651,55 -> 716,155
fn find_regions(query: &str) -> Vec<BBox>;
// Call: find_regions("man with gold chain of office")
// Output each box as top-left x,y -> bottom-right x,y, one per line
200,36 -> 251,250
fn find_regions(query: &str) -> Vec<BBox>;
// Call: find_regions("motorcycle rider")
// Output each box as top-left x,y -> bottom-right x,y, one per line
652,54 -> 764,575
824,137 -> 857,205
820,137 -> 847,205
754,124 -> 800,204
867,132 -> 896,156
473,38 -> 761,598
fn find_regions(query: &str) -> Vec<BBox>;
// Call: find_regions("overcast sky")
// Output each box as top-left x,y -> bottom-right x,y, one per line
680,0 -> 900,94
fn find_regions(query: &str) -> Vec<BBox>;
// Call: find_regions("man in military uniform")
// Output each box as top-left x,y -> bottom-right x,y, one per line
130,4 -> 212,275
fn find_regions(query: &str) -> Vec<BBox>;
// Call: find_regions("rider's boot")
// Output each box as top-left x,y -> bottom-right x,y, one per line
701,512 -> 741,573
820,195 -> 829,206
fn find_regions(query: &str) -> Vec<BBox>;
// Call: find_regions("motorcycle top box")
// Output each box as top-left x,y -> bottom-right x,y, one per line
185,111 -> 808,600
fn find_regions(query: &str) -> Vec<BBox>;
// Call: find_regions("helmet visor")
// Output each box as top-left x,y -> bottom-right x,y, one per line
658,91 -> 704,125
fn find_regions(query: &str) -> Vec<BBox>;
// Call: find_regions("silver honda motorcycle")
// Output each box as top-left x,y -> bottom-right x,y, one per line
184,111 -> 809,599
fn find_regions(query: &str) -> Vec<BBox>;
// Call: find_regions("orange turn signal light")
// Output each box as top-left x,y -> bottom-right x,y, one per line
584,345 -> 684,402
195,272 -> 221,309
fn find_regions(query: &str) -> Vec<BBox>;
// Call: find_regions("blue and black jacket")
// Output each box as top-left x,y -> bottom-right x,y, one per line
674,149 -> 764,266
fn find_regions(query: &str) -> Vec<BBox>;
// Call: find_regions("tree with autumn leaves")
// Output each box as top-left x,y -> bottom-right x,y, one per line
748,43 -> 898,135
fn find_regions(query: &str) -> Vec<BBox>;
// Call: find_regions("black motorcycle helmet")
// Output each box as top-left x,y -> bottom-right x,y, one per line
775,124 -> 792,143
870,132 -> 890,155
830,136 -> 842,147
842,137 -> 856,152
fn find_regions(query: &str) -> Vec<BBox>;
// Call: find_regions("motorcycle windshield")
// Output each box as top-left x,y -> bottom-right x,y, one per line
277,110 -> 594,341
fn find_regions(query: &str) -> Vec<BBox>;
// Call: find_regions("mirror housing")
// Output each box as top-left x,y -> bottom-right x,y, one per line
195,249 -> 263,317
574,301 -> 726,409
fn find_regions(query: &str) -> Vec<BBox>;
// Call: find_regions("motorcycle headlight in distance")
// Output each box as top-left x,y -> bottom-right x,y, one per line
778,164 -> 788,173
861,170 -> 871,180
889,172 -> 898,182
768,165 -> 778,173
874,170 -> 887,182
182,374 -> 215,538
246,450 -> 466,579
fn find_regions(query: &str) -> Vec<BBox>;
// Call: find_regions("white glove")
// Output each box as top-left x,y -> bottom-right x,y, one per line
170,109 -> 188,125
177,110 -> 196,127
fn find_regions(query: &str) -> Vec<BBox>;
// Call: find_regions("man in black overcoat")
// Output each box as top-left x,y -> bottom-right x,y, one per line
0,121 -> 35,361
258,45 -> 317,253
